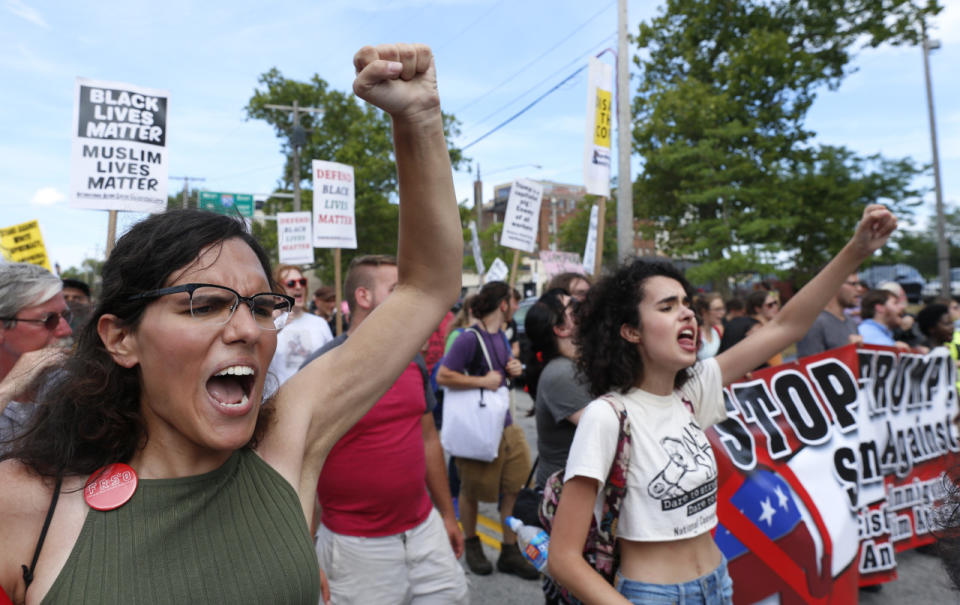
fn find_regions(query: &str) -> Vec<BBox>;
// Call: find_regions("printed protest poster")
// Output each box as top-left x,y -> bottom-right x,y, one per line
499,179 -> 543,253
70,78 -> 169,212
277,212 -> 314,265
485,257 -> 509,283
706,344 -> 959,603
539,250 -> 582,279
582,57 -> 613,197
582,204 -> 599,274
469,220 -> 485,276
312,160 -> 356,249
0,220 -> 51,270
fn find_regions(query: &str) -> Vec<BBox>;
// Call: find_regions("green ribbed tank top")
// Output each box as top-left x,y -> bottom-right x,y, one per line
42,449 -> 320,604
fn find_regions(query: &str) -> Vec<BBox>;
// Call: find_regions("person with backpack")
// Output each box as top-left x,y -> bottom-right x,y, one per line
546,205 -> 897,604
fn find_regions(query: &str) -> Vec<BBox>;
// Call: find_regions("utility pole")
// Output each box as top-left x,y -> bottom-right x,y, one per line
170,176 -> 206,209
264,100 -> 323,212
474,163 -> 484,232
921,22 -> 949,296
616,0 -> 634,263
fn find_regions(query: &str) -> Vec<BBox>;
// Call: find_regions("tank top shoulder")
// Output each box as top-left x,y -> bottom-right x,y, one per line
42,449 -> 320,604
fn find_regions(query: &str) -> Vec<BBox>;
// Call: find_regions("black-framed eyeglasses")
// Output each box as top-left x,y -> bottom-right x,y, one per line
127,283 -> 294,331
0,310 -> 73,330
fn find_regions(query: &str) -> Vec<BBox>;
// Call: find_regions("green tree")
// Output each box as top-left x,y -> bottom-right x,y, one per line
61,257 -> 105,300
632,0 -> 939,290
556,196 -> 618,269
246,68 -> 466,283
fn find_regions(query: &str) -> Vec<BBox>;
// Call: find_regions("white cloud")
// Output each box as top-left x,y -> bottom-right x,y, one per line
31,187 -> 65,206
4,0 -> 48,28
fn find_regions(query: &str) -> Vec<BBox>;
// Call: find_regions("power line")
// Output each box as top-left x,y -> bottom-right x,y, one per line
434,0 -> 509,52
461,32 -> 615,137
460,64 -> 588,151
453,1 -> 615,117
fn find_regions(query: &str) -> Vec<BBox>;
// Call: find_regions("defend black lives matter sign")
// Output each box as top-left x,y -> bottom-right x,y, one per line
70,77 -> 169,213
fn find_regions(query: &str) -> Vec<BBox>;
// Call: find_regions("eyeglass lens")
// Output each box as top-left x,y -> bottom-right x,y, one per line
189,286 -> 291,330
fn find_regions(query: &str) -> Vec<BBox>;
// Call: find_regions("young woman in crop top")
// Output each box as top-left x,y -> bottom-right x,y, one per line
547,205 -> 897,604
0,44 -> 462,605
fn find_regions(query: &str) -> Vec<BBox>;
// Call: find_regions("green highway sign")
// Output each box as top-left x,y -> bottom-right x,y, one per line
199,191 -> 254,217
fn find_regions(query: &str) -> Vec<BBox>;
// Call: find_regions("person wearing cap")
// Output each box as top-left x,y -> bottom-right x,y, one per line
313,285 -> 347,335
0,263 -> 72,448
61,278 -> 94,333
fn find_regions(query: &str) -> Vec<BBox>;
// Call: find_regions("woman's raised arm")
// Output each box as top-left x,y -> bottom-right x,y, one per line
716,204 -> 896,385
261,44 -> 462,498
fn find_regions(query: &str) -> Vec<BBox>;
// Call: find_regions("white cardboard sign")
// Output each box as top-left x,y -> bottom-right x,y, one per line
485,257 -> 509,283
499,179 -> 543,253
582,204 -> 600,275
312,160 -> 356,249
69,77 -> 169,212
277,211 -> 314,265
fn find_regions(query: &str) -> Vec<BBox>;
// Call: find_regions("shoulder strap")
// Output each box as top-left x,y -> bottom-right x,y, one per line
22,474 -> 63,588
465,328 -> 495,376
596,394 -> 632,542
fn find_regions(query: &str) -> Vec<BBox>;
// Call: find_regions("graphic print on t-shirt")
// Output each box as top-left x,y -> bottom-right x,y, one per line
647,407 -> 718,518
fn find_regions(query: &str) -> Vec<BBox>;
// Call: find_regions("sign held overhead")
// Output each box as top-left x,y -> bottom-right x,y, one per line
499,179 -> 543,254
312,160 -> 357,249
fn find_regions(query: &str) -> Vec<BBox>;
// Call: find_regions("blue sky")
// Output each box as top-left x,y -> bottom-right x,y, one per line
1,0 -> 957,273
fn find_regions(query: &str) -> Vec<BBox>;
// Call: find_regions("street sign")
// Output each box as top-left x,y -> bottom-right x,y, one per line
198,191 -> 254,217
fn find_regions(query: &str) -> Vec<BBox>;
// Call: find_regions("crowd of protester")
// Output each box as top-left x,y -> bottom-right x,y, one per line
4,44 -> 960,605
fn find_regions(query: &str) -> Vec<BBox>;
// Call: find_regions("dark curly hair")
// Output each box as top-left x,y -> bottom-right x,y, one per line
575,259 -> 695,397
3,210 -> 276,478
470,281 -> 510,319
522,288 -> 570,400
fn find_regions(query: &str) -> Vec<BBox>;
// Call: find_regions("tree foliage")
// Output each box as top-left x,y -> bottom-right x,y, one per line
632,0 -> 940,290
246,68 -> 466,283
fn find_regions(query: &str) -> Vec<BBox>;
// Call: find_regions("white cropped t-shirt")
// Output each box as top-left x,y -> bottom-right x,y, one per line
563,358 -> 726,541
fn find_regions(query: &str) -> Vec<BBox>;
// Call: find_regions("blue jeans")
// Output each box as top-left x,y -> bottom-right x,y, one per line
615,556 -> 733,605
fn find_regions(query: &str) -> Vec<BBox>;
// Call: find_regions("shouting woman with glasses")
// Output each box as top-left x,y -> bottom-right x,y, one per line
0,43 -> 462,605
268,264 -> 334,391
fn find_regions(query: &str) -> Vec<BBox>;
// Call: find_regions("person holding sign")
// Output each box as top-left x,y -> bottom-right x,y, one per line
0,43 -> 461,605
547,205 -> 896,604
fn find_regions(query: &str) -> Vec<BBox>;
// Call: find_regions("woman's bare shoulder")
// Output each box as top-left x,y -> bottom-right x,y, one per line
0,460 -> 55,604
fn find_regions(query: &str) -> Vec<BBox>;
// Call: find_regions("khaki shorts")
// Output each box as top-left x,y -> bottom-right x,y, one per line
456,424 -> 531,502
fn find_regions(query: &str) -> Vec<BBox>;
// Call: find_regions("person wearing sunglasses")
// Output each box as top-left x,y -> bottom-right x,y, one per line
0,43 -> 462,605
267,265 -> 334,392
747,289 -> 784,366
0,262 -> 72,450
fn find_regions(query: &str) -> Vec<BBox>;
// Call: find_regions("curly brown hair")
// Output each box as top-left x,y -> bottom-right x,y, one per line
575,259 -> 695,397
3,210 -> 276,478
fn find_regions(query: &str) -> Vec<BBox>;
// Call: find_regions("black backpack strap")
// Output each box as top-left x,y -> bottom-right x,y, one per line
22,474 -> 63,588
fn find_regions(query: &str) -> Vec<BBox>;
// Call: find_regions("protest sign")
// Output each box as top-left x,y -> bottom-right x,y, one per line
709,344 -> 958,603
582,57 -> 613,197
469,220 -> 485,276
70,78 -> 169,212
486,257 -> 509,283
0,220 -> 51,270
539,250 -> 582,279
499,179 -> 543,253
277,212 -> 314,265
582,204 -> 599,274
312,160 -> 356,249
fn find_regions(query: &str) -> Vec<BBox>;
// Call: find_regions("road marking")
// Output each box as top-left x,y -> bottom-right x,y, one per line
460,514 -> 504,551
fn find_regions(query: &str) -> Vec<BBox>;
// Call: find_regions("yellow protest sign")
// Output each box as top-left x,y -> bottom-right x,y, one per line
593,89 -> 612,147
0,220 -> 52,271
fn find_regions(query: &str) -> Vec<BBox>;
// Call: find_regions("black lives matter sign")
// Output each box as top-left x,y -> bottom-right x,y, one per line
70,78 -> 170,212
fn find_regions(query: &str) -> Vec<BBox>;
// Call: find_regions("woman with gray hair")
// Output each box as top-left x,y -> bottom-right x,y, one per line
0,262 -> 72,445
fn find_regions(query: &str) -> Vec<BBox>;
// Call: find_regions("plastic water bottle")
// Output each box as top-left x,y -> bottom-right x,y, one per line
506,516 -> 550,573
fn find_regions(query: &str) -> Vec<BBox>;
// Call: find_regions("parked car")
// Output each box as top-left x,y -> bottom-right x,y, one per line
921,268 -> 960,299
859,264 -> 925,303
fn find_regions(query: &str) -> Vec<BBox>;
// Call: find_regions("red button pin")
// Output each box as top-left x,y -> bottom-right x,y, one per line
84,463 -> 138,511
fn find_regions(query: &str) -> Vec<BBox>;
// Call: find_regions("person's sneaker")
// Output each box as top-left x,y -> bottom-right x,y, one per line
465,536 -> 493,575
497,542 -> 540,580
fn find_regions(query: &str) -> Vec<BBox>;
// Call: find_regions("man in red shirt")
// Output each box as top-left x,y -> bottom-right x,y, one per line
302,255 -> 466,604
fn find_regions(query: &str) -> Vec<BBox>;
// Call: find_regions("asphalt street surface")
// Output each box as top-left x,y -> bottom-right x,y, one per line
460,390 -> 960,604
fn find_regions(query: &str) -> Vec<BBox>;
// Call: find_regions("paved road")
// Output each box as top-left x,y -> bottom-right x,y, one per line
461,390 -> 960,604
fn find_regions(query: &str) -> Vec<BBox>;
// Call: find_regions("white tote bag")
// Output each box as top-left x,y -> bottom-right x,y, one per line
440,329 -> 510,462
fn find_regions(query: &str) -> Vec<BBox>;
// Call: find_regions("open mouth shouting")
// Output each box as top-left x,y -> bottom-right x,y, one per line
206,364 -> 256,415
678,327 -> 698,353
